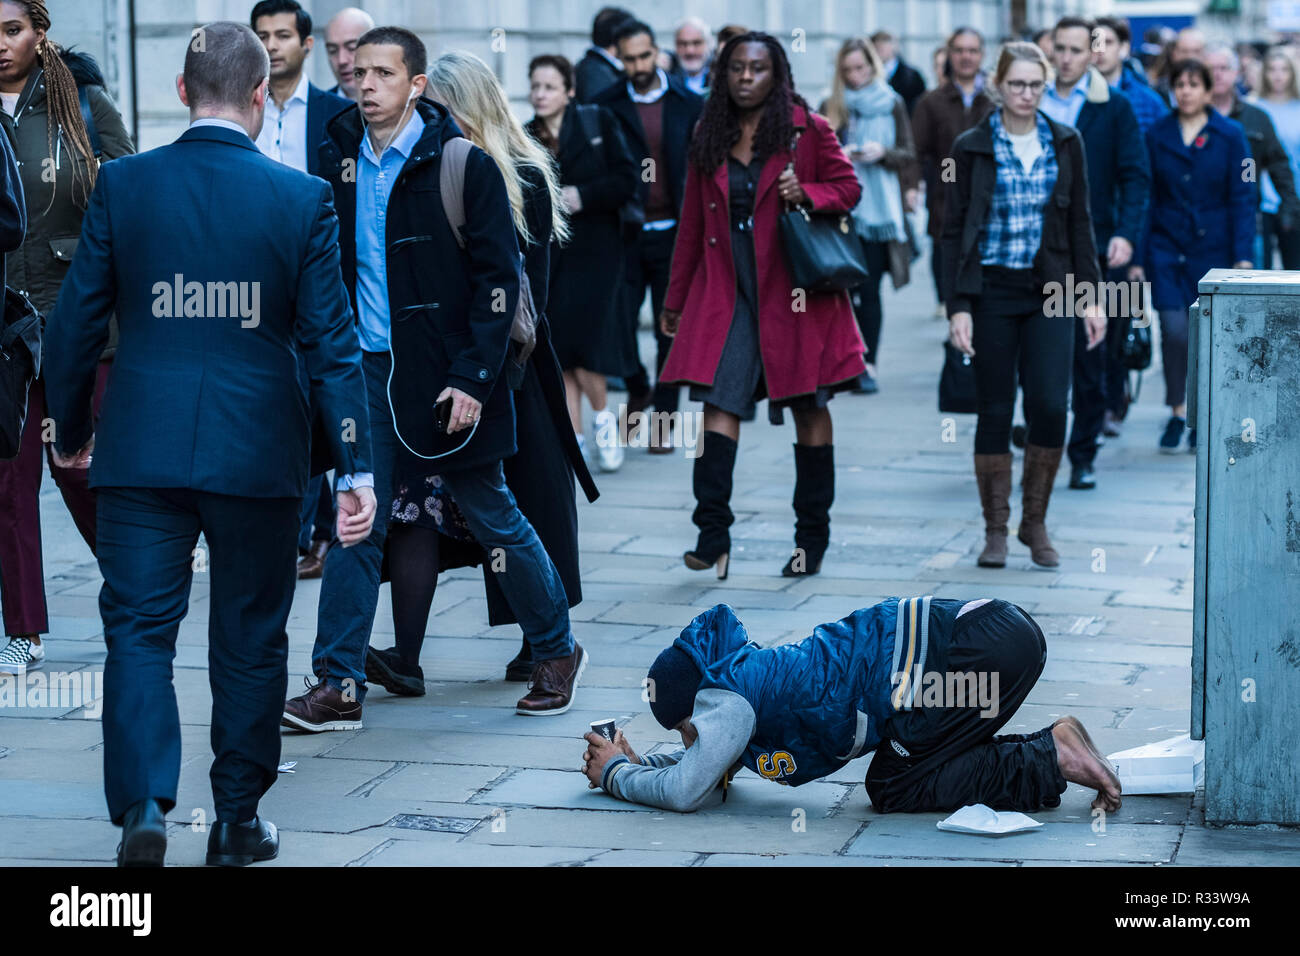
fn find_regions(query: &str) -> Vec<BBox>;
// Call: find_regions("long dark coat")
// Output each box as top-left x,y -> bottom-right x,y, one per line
434,164 -> 600,624
527,102 -> 638,375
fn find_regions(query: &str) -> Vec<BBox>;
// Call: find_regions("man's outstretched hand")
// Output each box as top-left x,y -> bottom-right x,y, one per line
582,729 -> 639,790
336,486 -> 377,547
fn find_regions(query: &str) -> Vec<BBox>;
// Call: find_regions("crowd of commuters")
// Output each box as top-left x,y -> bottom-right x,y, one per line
0,0 -> 1293,861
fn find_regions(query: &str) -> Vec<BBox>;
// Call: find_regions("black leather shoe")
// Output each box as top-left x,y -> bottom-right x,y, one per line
1069,465 -> 1097,490
365,646 -> 425,696
206,817 -> 279,867
504,637 -> 532,682
117,798 -> 167,867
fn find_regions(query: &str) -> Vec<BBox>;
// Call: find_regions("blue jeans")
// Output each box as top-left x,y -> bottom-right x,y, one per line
439,461 -> 574,662
311,351 -> 573,702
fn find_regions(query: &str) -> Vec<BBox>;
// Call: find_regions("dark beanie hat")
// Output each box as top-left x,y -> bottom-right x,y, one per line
647,644 -> 703,730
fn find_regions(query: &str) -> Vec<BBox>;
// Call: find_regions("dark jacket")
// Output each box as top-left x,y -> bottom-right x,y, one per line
940,111 -> 1100,317
1144,108 -> 1256,310
526,102 -> 637,365
0,128 -> 25,292
1226,96 -> 1300,227
1,50 -> 133,358
1072,68 -> 1151,254
318,99 -> 521,477
911,79 -> 996,239
415,164 -> 599,625
306,82 -> 351,178
575,48 -> 624,104
888,57 -> 927,115
592,73 -> 704,217
44,123 -> 370,496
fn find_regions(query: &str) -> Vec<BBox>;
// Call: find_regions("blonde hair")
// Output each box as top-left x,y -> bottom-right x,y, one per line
991,41 -> 1053,104
426,51 -> 570,245
1262,48 -> 1300,101
823,37 -> 888,131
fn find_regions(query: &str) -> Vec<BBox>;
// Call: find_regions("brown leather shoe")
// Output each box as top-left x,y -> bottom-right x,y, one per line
281,677 -> 363,732
297,540 -> 330,579
516,641 -> 587,715
974,452 -> 1012,567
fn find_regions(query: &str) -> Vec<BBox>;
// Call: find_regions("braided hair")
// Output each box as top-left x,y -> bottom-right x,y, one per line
17,1 -> 99,211
688,31 -> 808,172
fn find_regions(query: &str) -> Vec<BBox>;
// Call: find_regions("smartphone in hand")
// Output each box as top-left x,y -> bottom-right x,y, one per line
434,396 -> 454,433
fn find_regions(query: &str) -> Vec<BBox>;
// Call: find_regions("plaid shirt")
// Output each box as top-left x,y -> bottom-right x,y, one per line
979,111 -> 1058,269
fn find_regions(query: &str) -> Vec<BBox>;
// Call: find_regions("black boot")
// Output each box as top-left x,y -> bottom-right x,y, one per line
782,443 -> 834,577
684,431 -> 737,579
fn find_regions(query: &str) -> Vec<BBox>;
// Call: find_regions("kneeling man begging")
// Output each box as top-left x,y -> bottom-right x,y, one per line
582,597 -> 1121,813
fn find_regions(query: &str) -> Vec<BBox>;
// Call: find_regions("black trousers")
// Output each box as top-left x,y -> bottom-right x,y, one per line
623,225 -> 680,412
849,238 -> 891,364
971,266 -> 1073,454
1066,257 -> 1117,468
1261,211 -> 1300,270
97,486 -> 299,825
865,600 -> 1068,813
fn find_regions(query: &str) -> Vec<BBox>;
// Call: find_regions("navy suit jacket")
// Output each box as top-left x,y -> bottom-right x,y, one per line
1074,79 -> 1151,256
43,123 -> 371,499
307,83 -> 351,177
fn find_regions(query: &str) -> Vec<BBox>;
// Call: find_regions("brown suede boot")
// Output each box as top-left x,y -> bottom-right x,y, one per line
1018,444 -> 1063,567
974,453 -> 1013,567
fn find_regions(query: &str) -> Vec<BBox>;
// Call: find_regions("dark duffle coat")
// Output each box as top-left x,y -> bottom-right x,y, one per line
317,98 -> 519,477
659,104 -> 867,402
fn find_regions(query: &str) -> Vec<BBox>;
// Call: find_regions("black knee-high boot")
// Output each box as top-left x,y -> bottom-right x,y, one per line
684,431 -> 737,579
782,443 -> 834,577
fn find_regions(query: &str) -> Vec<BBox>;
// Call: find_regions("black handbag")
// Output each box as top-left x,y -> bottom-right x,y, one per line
938,341 -> 978,414
776,132 -> 870,293
0,287 -> 42,460
1117,317 -> 1153,371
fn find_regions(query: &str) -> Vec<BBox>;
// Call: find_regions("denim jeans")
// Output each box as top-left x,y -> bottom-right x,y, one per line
311,351 -> 398,702
439,461 -> 574,662
311,351 -> 574,702
296,473 -> 334,552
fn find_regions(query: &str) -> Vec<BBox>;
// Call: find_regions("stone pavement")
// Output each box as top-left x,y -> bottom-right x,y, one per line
4,252 -> 1300,867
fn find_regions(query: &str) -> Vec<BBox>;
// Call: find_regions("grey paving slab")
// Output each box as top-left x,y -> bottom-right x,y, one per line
463,807 -> 866,855
699,853 -> 1016,866
845,817 -> 1179,863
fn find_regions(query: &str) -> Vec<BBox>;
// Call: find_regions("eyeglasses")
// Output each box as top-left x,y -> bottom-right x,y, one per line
1005,80 -> 1045,95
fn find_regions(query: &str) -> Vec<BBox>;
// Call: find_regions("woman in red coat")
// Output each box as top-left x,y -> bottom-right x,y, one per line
659,32 -> 864,579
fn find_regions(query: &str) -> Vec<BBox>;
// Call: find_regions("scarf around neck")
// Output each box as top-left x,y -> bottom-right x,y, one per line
842,81 -> 907,243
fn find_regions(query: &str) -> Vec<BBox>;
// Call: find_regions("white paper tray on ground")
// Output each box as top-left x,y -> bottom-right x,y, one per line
936,804 -> 1042,835
1106,733 -> 1204,795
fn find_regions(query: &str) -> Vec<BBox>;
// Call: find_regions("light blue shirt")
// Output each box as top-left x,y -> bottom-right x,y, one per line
355,112 -> 426,353
1256,98 -> 1300,216
1040,74 -> 1090,128
189,117 -> 252,138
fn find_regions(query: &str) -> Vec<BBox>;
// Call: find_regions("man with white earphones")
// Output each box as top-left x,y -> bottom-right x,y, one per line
284,26 -> 588,732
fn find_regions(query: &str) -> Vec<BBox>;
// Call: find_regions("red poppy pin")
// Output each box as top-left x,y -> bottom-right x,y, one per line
1193,133 -> 1208,149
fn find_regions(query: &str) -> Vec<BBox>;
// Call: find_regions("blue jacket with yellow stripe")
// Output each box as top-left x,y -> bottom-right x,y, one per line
678,596 -> 963,787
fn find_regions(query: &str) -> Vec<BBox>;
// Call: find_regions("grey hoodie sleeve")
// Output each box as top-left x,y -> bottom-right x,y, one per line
599,688 -> 756,813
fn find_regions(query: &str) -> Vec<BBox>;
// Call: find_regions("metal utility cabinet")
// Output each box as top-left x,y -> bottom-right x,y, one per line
1191,269 -> 1300,825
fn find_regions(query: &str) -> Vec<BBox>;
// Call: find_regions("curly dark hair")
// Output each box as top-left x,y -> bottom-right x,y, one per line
688,31 -> 808,172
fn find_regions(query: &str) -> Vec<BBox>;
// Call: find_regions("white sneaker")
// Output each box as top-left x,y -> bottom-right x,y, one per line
0,637 -> 44,675
592,409 -> 625,472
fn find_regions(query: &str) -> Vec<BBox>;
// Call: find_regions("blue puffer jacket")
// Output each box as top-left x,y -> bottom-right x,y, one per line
673,597 -> 965,786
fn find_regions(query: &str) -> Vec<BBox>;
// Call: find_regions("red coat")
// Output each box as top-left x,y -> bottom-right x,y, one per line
660,105 -> 866,402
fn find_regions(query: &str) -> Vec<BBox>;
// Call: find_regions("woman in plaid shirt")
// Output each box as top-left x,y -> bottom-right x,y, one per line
940,42 -> 1105,570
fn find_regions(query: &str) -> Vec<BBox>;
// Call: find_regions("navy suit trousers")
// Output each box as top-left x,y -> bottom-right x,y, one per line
96,486 -> 299,825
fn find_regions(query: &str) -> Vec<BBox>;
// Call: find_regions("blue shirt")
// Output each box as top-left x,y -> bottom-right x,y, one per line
1115,68 -> 1169,136
355,112 -> 426,353
1040,74 -> 1090,128
1255,98 -> 1300,215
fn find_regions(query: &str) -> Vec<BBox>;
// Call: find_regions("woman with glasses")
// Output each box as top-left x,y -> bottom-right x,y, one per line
1145,59 -> 1253,453
941,42 -> 1103,569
